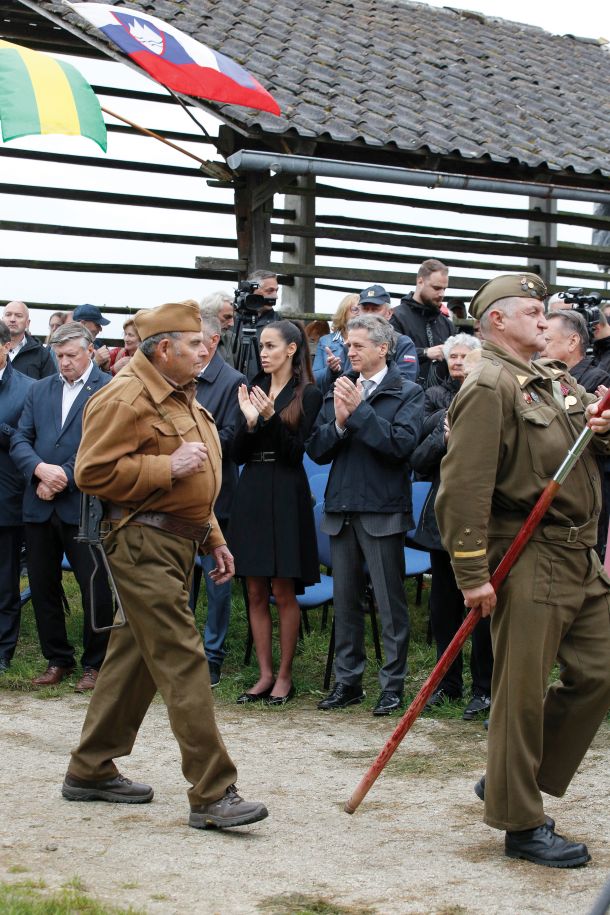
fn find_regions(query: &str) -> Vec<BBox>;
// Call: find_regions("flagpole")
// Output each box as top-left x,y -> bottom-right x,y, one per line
100,105 -> 229,179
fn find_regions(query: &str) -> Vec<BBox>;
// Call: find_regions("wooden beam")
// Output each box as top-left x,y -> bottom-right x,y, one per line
0,183 -> 295,219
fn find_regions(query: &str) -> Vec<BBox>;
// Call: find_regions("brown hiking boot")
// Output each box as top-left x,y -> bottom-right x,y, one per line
189,785 -> 268,829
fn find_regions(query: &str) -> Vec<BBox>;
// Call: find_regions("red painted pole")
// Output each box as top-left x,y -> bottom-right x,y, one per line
344,387 -> 610,815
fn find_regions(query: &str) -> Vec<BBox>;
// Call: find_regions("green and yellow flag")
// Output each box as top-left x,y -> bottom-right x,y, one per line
0,39 -> 107,151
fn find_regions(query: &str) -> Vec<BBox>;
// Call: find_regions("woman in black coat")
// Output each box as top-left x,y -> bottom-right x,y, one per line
230,320 -> 323,705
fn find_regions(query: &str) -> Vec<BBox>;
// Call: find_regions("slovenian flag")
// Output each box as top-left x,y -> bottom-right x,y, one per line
0,39 -> 107,150
67,2 -> 281,116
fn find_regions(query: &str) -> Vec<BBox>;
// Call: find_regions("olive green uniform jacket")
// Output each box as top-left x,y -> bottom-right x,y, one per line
435,341 -> 610,833
436,342 -> 610,588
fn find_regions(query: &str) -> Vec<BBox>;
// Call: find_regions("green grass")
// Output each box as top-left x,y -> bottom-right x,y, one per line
0,880 -> 143,915
1,571 -> 483,721
259,894 -> 376,915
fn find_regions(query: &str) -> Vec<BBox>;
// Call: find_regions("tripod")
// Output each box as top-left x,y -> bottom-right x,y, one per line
232,311 -> 262,382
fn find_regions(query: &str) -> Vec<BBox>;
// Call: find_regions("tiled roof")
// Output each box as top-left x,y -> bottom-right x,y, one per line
21,0 -> 610,179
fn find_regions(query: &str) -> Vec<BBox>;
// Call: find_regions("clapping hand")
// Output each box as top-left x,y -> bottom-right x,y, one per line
238,383 -> 260,429
249,386 -> 275,420
325,346 -> 342,374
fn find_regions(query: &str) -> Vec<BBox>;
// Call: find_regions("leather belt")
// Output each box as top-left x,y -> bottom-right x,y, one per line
105,505 -> 211,544
250,451 -> 276,463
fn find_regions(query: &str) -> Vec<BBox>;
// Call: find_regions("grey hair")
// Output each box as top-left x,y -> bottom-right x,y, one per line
200,314 -> 222,338
50,322 -> 93,349
546,309 -> 589,355
442,332 -> 481,361
200,290 -> 233,314
139,331 -> 181,359
0,320 -> 10,346
247,269 -> 277,284
347,314 -> 397,359
478,296 -> 522,334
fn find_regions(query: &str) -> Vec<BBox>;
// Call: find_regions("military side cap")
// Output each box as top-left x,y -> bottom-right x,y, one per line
133,299 -> 202,340
469,274 -> 547,320
359,284 -> 391,306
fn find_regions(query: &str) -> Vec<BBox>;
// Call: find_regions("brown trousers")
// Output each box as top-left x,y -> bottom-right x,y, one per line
67,525 -> 237,807
485,538 -> 610,831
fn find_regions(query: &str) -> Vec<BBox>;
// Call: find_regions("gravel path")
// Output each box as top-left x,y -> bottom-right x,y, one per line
0,692 -> 608,915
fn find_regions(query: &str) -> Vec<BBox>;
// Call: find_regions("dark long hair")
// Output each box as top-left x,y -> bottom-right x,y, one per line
265,319 -> 313,431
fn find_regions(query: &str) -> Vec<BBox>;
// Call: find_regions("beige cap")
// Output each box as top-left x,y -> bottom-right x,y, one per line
133,300 -> 201,341
469,274 -> 547,320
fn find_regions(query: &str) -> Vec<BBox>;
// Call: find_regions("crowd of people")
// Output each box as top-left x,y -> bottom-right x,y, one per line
1,261 -> 610,859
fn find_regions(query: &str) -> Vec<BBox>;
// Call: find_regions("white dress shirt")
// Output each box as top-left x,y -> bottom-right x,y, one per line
60,362 -> 94,427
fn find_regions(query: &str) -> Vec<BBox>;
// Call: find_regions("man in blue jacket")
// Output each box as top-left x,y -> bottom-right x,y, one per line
0,320 -> 34,673
307,314 -> 424,715
10,323 -> 112,691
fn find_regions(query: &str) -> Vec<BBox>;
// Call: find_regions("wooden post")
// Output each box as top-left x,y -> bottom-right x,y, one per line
282,174 -> 316,314
528,197 -> 557,286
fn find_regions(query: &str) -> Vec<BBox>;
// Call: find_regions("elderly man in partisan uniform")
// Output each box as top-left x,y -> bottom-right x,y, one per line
61,300 -> 267,831
436,274 -> 610,868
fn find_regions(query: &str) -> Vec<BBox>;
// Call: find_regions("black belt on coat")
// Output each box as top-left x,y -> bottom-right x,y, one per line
250,451 -> 276,463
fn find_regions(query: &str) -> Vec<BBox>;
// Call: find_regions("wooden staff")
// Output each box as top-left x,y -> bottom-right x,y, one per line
344,385 -> 610,815
100,106 -> 230,179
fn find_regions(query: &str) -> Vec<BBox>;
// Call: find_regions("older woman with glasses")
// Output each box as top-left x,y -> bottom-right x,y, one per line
312,293 -> 360,391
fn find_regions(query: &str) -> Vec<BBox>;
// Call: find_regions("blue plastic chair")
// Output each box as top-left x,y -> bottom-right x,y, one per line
308,472 -> 328,506
404,481 -> 432,604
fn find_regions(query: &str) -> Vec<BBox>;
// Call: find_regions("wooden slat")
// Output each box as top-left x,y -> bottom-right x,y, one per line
0,183 -> 295,219
0,220 -> 294,253
195,257 -> 610,294
273,219 -> 527,244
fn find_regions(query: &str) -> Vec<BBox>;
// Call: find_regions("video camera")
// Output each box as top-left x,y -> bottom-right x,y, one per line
558,287 -> 602,340
234,280 -> 268,315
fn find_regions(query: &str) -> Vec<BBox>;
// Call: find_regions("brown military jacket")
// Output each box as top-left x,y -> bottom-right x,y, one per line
435,341 -> 610,590
75,348 -> 225,551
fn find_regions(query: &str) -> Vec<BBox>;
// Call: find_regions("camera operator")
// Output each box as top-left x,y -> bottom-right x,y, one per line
232,270 -> 280,382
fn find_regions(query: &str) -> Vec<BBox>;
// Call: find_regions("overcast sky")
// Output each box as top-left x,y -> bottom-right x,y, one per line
2,0 -> 609,337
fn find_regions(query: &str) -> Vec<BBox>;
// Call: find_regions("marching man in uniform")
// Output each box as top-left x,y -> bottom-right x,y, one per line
61,300 -> 268,831
436,274 -> 610,868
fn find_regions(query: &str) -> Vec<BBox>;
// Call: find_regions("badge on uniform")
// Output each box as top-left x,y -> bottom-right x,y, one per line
560,382 -> 577,409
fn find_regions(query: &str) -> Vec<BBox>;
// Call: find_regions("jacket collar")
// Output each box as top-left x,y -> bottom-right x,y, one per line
400,292 -> 442,319
197,350 -> 224,385
328,363 -> 403,400
128,348 -> 185,405
250,370 -> 298,414
482,341 -> 562,387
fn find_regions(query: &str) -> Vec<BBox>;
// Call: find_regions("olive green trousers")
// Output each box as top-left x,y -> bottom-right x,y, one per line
67,525 -> 237,807
485,539 -> 610,832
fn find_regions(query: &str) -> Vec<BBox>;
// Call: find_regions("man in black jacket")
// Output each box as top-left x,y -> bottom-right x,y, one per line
193,314 -> 246,686
307,314 -> 423,716
3,301 -> 56,379
390,259 -> 454,387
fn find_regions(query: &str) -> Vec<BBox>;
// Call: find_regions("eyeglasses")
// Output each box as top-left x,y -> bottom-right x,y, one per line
349,304 -> 361,314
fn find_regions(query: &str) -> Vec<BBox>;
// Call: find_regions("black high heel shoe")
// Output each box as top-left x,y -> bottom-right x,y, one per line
266,685 -> 295,706
236,683 -> 275,704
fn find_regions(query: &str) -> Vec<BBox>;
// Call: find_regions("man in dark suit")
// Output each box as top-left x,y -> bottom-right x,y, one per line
307,314 -> 424,715
10,323 -> 112,690
0,320 -> 34,673
193,314 -> 246,686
